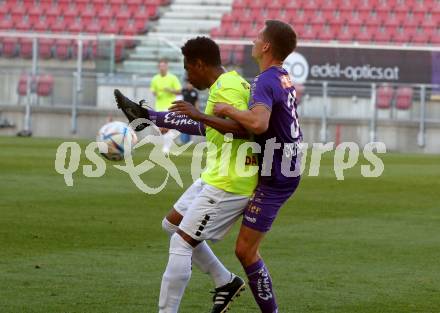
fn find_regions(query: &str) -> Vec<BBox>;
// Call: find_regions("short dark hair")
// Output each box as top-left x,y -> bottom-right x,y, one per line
263,20 -> 297,61
181,37 -> 221,67
159,58 -> 168,64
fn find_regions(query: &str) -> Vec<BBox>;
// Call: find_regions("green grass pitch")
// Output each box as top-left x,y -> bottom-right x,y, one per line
1,136 -> 439,313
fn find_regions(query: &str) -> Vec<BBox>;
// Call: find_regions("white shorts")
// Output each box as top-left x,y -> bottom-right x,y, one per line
174,178 -> 249,242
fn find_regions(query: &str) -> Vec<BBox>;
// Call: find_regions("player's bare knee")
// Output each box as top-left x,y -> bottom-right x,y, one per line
235,243 -> 251,263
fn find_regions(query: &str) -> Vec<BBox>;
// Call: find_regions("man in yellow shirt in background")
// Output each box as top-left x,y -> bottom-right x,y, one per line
150,58 -> 182,153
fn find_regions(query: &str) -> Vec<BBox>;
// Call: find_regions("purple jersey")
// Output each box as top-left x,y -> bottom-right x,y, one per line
249,66 -> 302,189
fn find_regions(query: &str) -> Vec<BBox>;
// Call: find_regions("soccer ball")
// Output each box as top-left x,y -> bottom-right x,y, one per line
96,121 -> 138,161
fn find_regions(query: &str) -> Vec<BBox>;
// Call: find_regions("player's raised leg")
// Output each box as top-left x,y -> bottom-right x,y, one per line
114,89 -> 205,135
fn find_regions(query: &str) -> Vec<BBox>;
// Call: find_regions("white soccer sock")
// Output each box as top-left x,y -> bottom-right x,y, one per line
161,218 -> 232,288
158,233 -> 193,313
162,131 -> 174,153
193,241 -> 233,288
162,218 -> 178,236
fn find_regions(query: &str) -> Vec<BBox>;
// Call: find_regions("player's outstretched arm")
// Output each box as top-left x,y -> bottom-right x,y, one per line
214,103 -> 271,135
169,101 -> 250,138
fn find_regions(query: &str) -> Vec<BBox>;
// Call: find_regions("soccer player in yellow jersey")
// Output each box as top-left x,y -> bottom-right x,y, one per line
114,37 -> 258,313
150,58 -> 182,154
150,58 -> 181,111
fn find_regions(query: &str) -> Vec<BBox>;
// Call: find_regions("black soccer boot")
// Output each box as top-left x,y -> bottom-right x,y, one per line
113,89 -> 151,131
211,276 -> 246,313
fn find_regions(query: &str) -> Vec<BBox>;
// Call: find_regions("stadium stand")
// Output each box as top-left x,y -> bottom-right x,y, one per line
210,0 -> 440,64
0,0 -> 168,61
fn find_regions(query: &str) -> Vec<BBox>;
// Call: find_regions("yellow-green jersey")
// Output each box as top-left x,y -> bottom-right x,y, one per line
201,71 -> 258,196
150,73 -> 182,111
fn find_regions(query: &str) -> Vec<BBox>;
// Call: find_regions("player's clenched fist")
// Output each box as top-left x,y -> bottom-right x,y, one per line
213,102 -> 230,118
169,100 -> 204,121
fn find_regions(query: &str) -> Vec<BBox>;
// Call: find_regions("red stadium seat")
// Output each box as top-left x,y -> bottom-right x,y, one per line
284,0 -> 303,10
337,26 -> 355,41
227,24 -> 243,39
94,0 -> 107,12
338,0 -> 356,12
245,26 -> 259,39
15,18 -> 32,31
395,87 -> 413,110
81,6 -> 96,25
309,10 -> 327,26
17,74 -> 35,96
318,26 -> 334,41
404,12 -> 422,28
76,0 -> 89,11
0,18 -> 13,30
63,5 -> 78,25
0,2 -> 9,15
286,9 -> 308,25
357,0 -> 377,11
86,21 -> 102,34
10,4 -> 26,20
51,19 -> 66,33
28,6 -> 44,24
249,0 -> 265,9
374,27 -> 392,42
98,6 -> 113,20
354,26 -> 373,42
328,11 -> 347,27
394,0 -> 408,13
301,26 -> 317,40
38,38 -> 54,59
303,0 -> 318,11
19,38 -> 33,59
421,13 -> 437,29
322,0 -> 337,11
376,84 -> 394,109
430,30 -> 440,44
346,11 -> 364,27
411,28 -> 429,43
103,21 -> 120,34
39,0 -> 53,12
1,37 -> 18,57
210,27 -> 225,38
36,74 -> 54,97
220,45 -> 233,64
233,45 -> 245,65
67,21 -> 82,34
376,0 -> 390,12
365,11 -> 382,27
55,39 -> 72,60
392,28 -> 408,43
384,12 -> 403,28
33,19 -> 48,32
232,0 -> 250,10
115,7 -> 132,20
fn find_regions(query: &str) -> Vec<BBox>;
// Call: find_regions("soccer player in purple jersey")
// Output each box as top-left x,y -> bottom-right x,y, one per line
211,20 -> 301,313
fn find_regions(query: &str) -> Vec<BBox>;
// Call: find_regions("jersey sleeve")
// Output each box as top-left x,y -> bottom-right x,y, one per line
216,87 -> 248,111
249,76 -> 273,112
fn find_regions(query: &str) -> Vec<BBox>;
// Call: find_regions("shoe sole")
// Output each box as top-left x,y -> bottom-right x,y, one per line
219,283 -> 246,313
